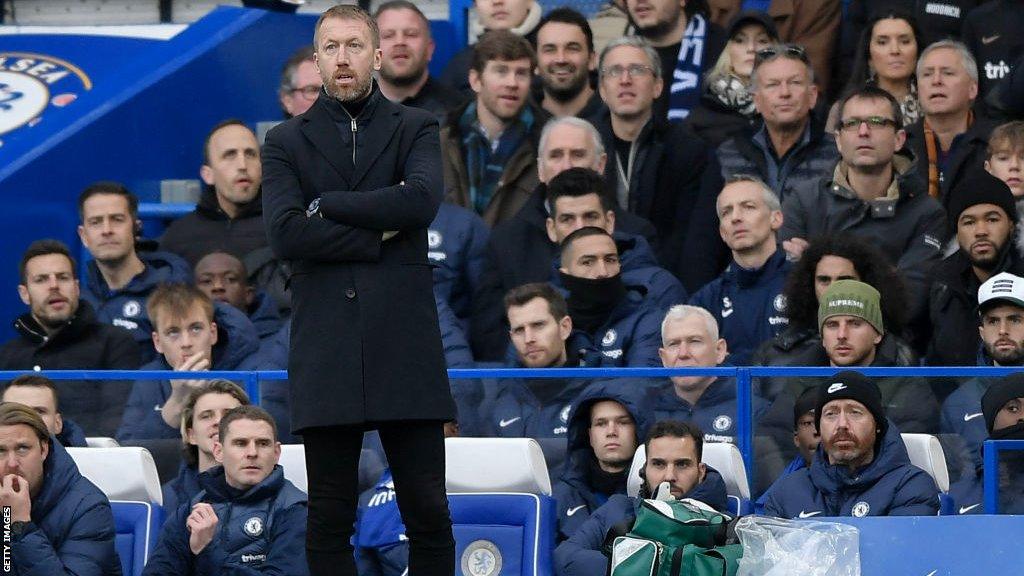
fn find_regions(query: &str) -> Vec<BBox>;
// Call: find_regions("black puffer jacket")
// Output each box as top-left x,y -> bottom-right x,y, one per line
0,301 -> 141,436
159,185 -> 268,266
920,248 -> 1024,365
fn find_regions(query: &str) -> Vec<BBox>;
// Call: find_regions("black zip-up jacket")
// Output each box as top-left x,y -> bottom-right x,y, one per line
159,185 -> 268,266
921,248 -> 1024,365
0,300 -> 141,435
588,109 -> 712,276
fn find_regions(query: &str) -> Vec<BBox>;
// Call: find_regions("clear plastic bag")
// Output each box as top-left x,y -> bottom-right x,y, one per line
734,516 -> 860,576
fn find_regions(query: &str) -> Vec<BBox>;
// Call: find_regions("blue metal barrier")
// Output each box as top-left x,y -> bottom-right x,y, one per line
7,365 -> 1021,501
982,439 -> 1024,514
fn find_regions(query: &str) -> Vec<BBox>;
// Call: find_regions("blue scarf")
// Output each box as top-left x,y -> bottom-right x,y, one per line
741,0 -> 772,11
459,102 -> 534,214
667,13 -> 709,121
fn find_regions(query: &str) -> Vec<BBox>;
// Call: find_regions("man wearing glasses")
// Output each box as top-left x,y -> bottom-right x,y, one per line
716,44 -> 838,204
278,46 -> 320,118
778,85 -> 946,309
587,35 -> 710,286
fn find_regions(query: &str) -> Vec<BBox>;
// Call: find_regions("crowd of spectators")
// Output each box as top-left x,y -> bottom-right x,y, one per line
4,0 -> 1024,573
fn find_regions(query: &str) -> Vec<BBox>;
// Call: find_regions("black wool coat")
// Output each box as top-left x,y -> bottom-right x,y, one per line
261,87 -> 455,433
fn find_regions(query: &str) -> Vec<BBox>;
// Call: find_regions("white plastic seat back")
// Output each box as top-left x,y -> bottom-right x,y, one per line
85,437 -> 120,448
445,438 -> 551,495
702,442 -> 751,499
279,444 -> 307,493
626,444 -> 646,497
67,447 -> 162,505
626,443 -> 750,499
902,433 -> 950,492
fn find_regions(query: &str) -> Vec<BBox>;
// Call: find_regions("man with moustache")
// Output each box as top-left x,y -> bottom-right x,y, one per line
919,171 -> 1024,365
942,272 -> 1024,468
762,371 -> 939,518
373,0 -> 462,122
261,6 -> 455,575
534,8 -> 605,119
0,239 -> 140,436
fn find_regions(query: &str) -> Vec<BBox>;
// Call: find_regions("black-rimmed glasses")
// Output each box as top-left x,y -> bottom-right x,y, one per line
838,116 -> 899,132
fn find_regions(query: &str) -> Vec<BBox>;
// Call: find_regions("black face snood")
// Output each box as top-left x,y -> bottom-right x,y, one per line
991,421 -> 1024,441
560,272 -> 627,334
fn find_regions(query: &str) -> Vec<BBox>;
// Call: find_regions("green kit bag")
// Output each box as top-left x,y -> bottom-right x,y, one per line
629,498 -> 732,549
609,499 -> 742,576
610,539 -> 743,576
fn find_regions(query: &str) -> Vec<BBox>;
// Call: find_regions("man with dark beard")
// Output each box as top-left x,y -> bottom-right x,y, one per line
261,5 -> 456,575
949,373 -> 1024,514
534,8 -> 604,119
919,171 -> 1024,365
373,1 -> 462,122
622,0 -> 725,121
942,272 -> 1024,469
762,371 -> 939,518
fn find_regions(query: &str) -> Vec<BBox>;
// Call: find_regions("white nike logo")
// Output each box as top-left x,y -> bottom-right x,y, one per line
499,417 -> 521,428
959,504 -> 980,514
797,510 -> 821,518
721,308 -> 733,318
982,34 -> 1000,45
964,412 -> 983,422
153,404 -> 162,412
566,505 -> 587,517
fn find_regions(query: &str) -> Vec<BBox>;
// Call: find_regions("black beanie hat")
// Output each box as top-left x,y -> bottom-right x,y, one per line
981,372 -> 1024,433
794,386 -> 819,429
814,371 -> 887,439
947,170 -> 1019,231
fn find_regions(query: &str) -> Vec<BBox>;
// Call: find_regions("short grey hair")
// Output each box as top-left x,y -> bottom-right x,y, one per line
598,35 -> 662,82
749,45 -> 815,92
917,39 -> 978,83
661,305 -> 719,344
538,116 -> 605,161
717,173 -> 781,214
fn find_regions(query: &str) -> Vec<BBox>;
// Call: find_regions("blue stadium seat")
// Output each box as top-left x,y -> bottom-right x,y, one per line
449,493 -> 557,576
446,438 -> 557,576
111,500 -> 162,576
